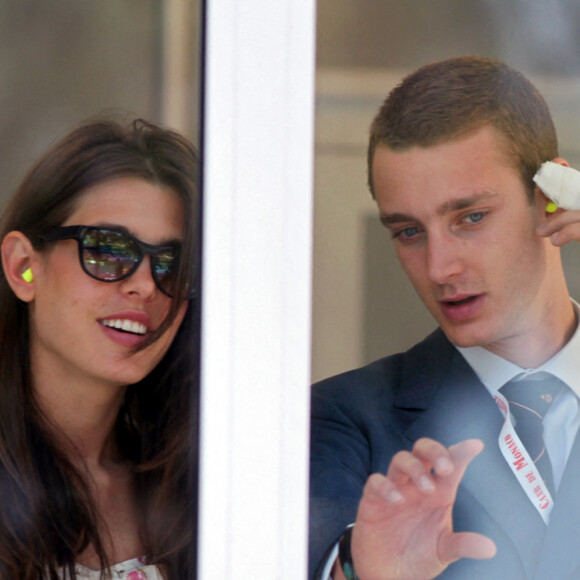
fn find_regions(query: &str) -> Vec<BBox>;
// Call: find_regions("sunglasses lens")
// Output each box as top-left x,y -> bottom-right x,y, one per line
81,229 -> 139,280
153,248 -> 178,296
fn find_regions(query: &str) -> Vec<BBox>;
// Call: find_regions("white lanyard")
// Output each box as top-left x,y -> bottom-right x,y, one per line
494,391 -> 553,524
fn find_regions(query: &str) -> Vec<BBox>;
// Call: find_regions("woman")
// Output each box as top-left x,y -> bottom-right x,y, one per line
0,119 -> 199,579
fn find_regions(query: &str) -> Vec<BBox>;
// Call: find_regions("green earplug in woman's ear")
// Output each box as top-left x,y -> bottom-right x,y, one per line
21,268 -> 33,283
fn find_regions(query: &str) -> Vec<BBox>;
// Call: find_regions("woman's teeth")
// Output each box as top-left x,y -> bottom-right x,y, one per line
101,319 -> 148,335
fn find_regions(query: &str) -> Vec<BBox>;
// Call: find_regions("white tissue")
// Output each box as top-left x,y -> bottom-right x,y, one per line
533,161 -> 580,210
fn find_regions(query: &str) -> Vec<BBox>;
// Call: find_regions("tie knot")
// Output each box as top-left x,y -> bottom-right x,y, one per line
500,374 -> 564,419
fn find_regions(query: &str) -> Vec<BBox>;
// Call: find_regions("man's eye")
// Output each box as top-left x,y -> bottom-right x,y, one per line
393,226 -> 421,241
463,211 -> 485,224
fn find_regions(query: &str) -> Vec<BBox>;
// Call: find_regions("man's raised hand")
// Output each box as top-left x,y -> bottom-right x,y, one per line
333,438 -> 496,580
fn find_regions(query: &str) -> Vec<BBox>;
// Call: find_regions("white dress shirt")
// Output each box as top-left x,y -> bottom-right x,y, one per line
458,301 -> 580,490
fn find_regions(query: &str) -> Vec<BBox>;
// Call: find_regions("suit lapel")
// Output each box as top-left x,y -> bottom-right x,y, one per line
532,429 -> 580,579
396,331 -> 546,576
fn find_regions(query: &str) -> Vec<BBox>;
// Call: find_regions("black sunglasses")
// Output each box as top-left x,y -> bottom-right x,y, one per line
41,225 -> 192,299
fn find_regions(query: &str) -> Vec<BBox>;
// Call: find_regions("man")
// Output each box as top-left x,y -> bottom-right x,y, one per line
310,56 -> 580,580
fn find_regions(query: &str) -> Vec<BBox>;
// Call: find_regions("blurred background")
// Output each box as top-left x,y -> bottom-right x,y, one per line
312,0 -> 580,382
0,0 -> 199,207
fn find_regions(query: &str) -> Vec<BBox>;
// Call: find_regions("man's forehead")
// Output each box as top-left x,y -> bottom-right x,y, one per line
372,125 -> 515,167
372,128 -> 521,206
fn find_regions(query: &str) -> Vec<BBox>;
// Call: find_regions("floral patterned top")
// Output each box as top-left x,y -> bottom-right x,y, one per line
59,556 -> 163,579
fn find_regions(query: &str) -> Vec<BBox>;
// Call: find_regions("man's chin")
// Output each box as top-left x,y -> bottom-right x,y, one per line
439,325 -> 491,349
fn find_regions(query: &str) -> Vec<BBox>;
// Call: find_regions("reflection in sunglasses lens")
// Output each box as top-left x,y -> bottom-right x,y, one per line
154,248 -> 177,294
73,227 -> 183,297
82,230 -> 138,280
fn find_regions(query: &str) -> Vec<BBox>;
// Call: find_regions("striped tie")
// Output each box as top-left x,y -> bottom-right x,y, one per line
500,374 -> 563,496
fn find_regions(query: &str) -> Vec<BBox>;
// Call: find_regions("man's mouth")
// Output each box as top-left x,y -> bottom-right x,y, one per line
444,296 -> 479,306
100,319 -> 148,336
438,294 -> 485,322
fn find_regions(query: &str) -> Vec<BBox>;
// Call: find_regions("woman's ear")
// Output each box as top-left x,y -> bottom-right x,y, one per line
1,231 -> 38,302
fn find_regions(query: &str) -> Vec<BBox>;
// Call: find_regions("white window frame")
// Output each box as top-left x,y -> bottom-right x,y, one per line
198,0 -> 316,578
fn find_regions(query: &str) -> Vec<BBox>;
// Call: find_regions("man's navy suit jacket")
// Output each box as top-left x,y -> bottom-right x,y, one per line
310,329 -> 580,579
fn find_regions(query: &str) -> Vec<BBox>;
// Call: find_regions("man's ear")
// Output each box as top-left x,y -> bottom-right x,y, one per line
1,231 -> 38,302
551,156 -> 570,168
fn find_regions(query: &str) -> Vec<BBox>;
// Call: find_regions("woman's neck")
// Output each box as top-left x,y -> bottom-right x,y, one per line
33,371 -> 128,466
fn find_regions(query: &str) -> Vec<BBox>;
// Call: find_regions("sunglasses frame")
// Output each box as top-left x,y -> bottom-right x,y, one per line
40,225 -> 185,298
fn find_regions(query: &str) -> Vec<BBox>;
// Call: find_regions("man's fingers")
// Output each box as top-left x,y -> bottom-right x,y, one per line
387,449 -> 437,493
439,531 -> 497,564
537,209 -> 580,245
412,438 -> 456,476
363,439 -> 485,516
549,223 -> 580,246
386,438 -> 457,492
387,438 -> 483,489
447,439 -> 484,473
363,473 -> 405,506
537,208 -> 580,232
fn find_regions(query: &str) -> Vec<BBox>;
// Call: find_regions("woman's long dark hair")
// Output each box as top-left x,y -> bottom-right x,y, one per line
0,119 -> 200,579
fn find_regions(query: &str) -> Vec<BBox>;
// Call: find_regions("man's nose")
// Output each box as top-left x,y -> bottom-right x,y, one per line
426,233 -> 464,285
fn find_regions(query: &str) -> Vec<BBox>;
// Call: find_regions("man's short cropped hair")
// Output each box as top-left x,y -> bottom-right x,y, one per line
367,55 -> 558,200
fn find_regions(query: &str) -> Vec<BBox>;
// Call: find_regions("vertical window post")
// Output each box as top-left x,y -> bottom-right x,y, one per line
199,0 -> 316,577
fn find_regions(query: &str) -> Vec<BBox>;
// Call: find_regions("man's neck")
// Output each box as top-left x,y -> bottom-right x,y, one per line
483,299 -> 577,368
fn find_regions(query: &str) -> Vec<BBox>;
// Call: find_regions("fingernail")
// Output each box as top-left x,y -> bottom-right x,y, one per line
551,233 -> 560,244
435,456 -> 453,475
387,489 -> 405,504
418,475 -> 435,492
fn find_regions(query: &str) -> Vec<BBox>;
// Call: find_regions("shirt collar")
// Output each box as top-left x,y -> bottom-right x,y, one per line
457,300 -> 580,398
